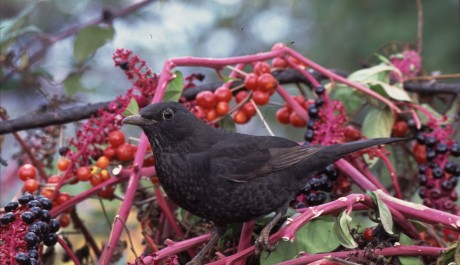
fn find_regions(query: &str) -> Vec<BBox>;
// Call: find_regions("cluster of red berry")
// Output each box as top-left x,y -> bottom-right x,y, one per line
275,95 -> 312,127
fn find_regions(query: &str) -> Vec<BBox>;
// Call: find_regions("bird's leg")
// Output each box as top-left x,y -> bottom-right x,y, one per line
186,225 -> 226,265
254,210 -> 285,255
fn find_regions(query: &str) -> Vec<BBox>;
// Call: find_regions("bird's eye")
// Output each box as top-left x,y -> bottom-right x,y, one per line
162,108 -> 174,120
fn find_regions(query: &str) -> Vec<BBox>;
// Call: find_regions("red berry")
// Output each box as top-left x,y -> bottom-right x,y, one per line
289,112 -> 307,127
191,105 -> 206,119
363,227 -> 373,241
90,174 -> 102,187
76,166 -> 92,181
116,143 -> 135,162
242,102 -> 256,117
235,91 -> 249,104
206,109 -> 218,121
392,120 -> 408,137
252,91 -> 270,105
99,185 -> 116,199
96,156 -> 110,169
47,175 -> 61,184
257,73 -> 277,92
254,62 -> 271,75
100,170 -> 111,182
144,156 -> 155,167
108,130 -> 125,148
59,214 -> 71,228
244,73 -> 259,91
214,87 -> 232,102
344,126 -> 361,142
41,189 -> 54,199
233,111 -> 249,124
216,101 -> 230,116
18,164 -> 37,181
196,91 -> 217,109
23,179 -> 38,193
57,158 -> 71,171
413,143 -> 427,164
103,146 -> 116,160
276,107 -> 291,124
272,57 -> 288,68
56,192 -> 71,205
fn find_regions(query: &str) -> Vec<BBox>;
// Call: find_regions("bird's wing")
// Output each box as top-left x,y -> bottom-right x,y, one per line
209,135 -> 326,182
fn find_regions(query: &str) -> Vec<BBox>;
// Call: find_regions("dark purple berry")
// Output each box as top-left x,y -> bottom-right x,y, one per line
18,193 -> 34,205
25,232 -> 40,248
44,233 -> 58,246
304,129 -> 314,141
0,212 -> 15,224
59,146 -> 70,156
309,177 -> 321,190
425,135 -> 436,147
442,179 -> 455,191
29,258 -> 37,265
307,119 -> 316,129
407,119 -> 417,130
429,188 -> 442,199
49,219 -> 60,233
37,221 -> 50,236
418,164 -> 427,174
28,249 -> 38,259
432,167 -> 444,179
21,212 -> 36,224
417,174 -> 427,186
415,132 -> 425,144
426,149 -> 436,161
450,142 -> 460,156
436,142 -> 448,154
302,182 -> 311,192
306,193 -> 318,205
444,162 -> 457,174
28,223 -> 40,235
30,207 -> 43,219
295,202 -> 306,209
15,252 -> 31,265
316,192 -> 327,204
314,98 -> 324,107
315,85 -> 325,95
27,200 -> 42,209
37,197 -> 52,210
324,164 -> 338,180
4,201 -> 19,212
308,106 -> 318,118
418,188 -> 426,199
40,210 -> 51,222
119,61 -> 130,70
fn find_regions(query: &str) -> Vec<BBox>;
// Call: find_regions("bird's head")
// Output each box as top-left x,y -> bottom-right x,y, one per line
122,102 -> 206,149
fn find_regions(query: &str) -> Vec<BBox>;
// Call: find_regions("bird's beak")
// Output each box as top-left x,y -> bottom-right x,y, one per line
122,114 -> 147,126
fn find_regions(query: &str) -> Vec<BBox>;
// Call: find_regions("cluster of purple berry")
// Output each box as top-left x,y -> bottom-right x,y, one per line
415,131 -> 459,214
1,192 -> 60,265
303,84 -> 325,143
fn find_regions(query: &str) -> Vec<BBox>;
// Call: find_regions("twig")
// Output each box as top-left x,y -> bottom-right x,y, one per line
70,210 -> 101,257
415,0 -> 423,54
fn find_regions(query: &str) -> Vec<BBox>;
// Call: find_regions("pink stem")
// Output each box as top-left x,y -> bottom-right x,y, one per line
284,56 -> 320,87
276,84 -> 309,121
235,221 -> 255,265
277,245 -> 443,265
99,134 -> 149,265
285,48 -> 401,114
58,236 -> 82,265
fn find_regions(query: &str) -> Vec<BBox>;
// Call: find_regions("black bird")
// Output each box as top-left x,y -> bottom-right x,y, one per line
123,101 -> 402,265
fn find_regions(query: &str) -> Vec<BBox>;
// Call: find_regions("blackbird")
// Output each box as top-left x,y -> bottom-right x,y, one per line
123,101 -> 403,265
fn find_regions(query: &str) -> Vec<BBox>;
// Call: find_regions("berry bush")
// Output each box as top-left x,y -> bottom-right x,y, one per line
1,42 -> 459,265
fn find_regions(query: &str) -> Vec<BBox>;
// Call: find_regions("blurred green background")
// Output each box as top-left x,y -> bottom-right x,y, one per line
1,0 -> 459,263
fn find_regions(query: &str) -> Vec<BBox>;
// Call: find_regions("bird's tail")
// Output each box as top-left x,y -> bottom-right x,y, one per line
325,138 -> 406,159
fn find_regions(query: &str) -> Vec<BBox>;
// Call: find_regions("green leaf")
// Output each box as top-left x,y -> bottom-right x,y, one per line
73,25 -> 115,63
348,63 -> 396,84
63,73 -> 85,96
122,98 -> 139,117
333,211 -> 358,249
368,80 -> 412,102
362,107 -> 395,139
367,191 -> 393,235
221,76 -> 239,83
436,241 -> 459,265
332,85 -> 366,115
261,216 -> 340,264
374,53 -> 392,65
163,70 -> 184,102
